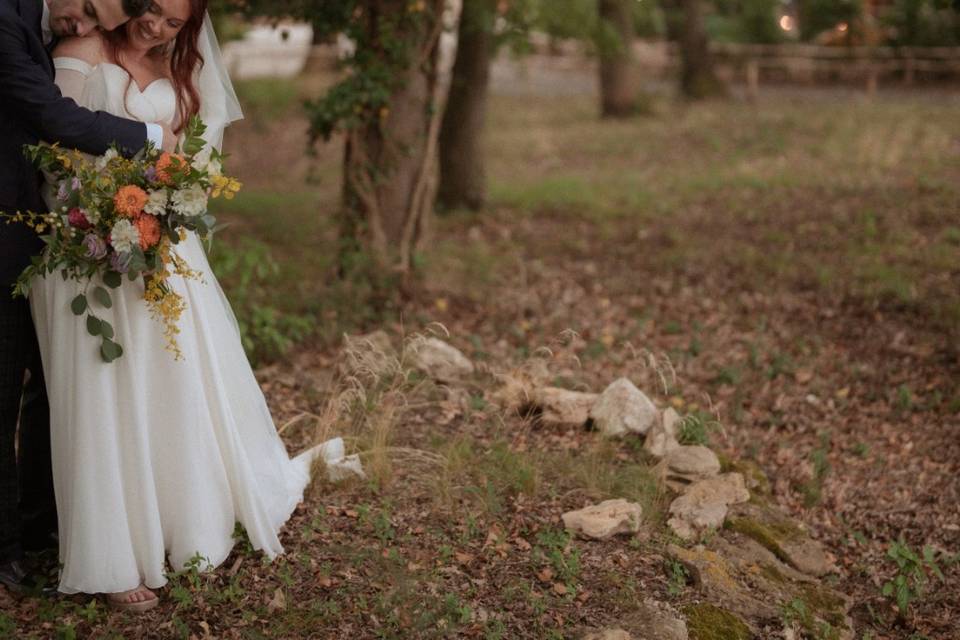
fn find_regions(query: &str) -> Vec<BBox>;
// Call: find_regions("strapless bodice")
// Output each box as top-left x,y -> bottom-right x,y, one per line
53,58 -> 177,125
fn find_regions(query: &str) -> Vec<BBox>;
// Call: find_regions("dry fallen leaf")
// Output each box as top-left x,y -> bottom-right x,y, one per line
267,587 -> 286,613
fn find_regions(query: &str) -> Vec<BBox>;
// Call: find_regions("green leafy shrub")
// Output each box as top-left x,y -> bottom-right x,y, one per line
881,538 -> 945,619
208,239 -> 314,365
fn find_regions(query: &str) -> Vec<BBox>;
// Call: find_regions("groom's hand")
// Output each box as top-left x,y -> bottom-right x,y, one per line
160,123 -> 176,152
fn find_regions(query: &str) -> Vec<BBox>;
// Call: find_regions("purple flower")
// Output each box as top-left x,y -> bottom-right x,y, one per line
56,181 -> 69,202
71,177 -> 82,191
83,234 -> 108,261
109,251 -> 133,274
144,166 -> 158,183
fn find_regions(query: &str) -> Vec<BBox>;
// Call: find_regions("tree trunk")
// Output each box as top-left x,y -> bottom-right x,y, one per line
597,0 -> 638,118
678,0 -> 726,99
438,0 -> 495,212
338,0 -> 450,294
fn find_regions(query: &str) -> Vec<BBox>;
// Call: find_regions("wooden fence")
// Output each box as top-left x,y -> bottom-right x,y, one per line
635,41 -> 960,93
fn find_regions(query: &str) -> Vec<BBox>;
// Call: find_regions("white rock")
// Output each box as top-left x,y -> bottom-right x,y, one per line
409,337 -> 474,382
645,408 -> 681,458
589,377 -> 658,437
533,387 -> 598,426
562,499 -> 643,540
660,445 -> 721,490
667,473 -> 750,540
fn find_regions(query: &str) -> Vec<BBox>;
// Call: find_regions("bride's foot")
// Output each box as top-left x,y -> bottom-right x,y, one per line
106,584 -> 159,613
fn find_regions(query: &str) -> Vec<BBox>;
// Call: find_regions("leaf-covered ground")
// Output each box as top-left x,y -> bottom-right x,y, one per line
4,74 -> 959,639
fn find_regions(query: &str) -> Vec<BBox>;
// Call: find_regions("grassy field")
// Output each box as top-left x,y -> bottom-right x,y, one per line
216,81 -> 960,355
5,78 -> 958,639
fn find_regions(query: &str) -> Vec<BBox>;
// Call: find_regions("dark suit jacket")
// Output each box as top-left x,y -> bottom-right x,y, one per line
0,0 -> 148,287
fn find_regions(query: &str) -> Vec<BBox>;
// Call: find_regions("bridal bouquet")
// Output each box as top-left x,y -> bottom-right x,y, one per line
3,117 -> 241,362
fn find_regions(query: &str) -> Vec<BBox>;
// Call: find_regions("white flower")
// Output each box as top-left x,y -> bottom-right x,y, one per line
144,190 -> 169,216
110,219 -> 140,253
95,148 -> 119,171
171,185 -> 208,218
191,146 -> 222,177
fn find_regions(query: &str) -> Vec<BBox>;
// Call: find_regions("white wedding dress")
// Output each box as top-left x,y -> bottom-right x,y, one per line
29,57 -> 343,595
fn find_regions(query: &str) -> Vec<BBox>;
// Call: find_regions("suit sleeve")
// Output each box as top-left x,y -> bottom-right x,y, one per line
0,16 -> 148,157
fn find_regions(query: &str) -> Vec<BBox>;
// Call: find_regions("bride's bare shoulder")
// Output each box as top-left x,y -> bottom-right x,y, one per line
52,33 -> 107,65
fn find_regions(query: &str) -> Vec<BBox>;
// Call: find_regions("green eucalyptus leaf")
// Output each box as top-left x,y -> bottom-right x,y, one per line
100,321 -> 115,340
100,339 -> 123,363
103,271 -> 122,289
93,286 -> 112,309
86,315 -> 102,337
71,294 -> 88,315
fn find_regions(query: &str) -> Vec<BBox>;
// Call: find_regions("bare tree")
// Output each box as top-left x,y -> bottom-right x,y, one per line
677,0 -> 726,99
597,0 -> 639,117
438,0 -> 497,211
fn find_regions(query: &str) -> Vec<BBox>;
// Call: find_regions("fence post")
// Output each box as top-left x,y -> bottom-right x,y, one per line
866,63 -> 878,97
746,58 -> 759,101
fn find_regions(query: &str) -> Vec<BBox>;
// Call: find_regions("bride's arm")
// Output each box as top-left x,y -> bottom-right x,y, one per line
50,36 -> 103,103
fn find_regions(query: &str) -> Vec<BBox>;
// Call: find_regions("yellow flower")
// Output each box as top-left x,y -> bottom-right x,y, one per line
210,175 -> 242,200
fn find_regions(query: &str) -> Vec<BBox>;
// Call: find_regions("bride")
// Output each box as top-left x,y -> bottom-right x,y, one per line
30,0 -> 342,612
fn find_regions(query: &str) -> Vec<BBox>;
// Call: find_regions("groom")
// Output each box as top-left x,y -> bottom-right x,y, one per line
0,0 -> 175,595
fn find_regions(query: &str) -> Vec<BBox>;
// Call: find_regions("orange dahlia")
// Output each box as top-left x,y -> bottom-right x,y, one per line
136,214 -> 162,250
155,152 -> 186,185
114,185 -> 148,217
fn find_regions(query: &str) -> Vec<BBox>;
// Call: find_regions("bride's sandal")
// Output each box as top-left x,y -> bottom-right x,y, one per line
106,584 -> 159,613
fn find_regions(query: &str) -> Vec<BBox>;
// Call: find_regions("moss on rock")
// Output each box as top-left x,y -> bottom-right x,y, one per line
682,604 -> 751,640
797,583 -> 849,629
724,459 -> 771,496
725,516 -> 793,565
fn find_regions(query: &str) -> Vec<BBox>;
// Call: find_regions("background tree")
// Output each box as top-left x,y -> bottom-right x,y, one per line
437,0 -> 499,211
597,0 -> 640,118
710,0 -> 783,44
664,0 -> 727,98
223,0 -> 454,297
884,0 -> 960,46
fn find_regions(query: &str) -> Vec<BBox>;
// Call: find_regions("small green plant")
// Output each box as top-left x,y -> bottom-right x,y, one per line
712,365 -> 742,386
881,538 -> 945,619
894,384 -> 914,413
164,552 -> 212,609
800,431 -> 831,507
767,351 -> 795,380
781,598 -> 839,640
665,558 -> 689,597
677,410 -> 721,446
534,527 -> 581,594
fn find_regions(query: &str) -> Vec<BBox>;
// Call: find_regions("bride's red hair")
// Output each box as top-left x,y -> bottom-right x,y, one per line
102,0 -> 208,134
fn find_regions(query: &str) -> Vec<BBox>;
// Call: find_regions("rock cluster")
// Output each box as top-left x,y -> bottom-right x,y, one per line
335,336 -> 854,640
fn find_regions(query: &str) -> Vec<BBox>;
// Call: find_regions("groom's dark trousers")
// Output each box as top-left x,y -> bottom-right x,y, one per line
0,0 -> 148,565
